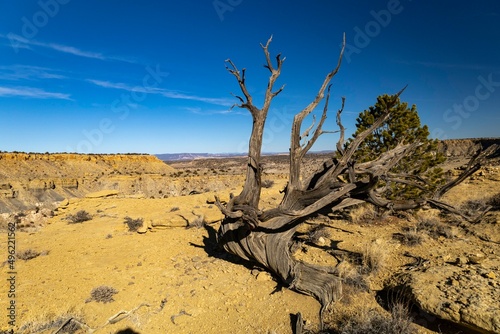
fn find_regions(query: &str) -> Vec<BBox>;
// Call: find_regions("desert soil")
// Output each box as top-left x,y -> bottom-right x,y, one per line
1,156 -> 499,334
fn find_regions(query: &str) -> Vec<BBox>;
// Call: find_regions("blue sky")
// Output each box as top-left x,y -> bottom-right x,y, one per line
1,1 -> 499,154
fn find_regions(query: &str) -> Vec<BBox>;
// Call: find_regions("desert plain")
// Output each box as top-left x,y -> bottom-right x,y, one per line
0,139 -> 499,334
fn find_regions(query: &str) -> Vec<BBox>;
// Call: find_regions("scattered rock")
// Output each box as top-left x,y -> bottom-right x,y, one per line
484,271 -> 496,280
454,256 -> 468,266
85,190 -> 119,198
128,192 -> 146,199
315,236 -> 327,247
468,253 -> 486,264
256,272 -> 273,282
137,220 -> 152,234
402,266 -> 500,333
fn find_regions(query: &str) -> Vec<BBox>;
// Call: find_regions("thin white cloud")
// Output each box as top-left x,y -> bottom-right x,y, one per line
1,33 -> 140,64
87,79 -> 234,107
0,65 -> 65,81
1,33 -> 141,65
86,79 -> 154,93
3,33 -> 107,60
159,90 -> 233,106
45,42 -> 106,60
184,106 -> 240,115
0,86 -> 71,100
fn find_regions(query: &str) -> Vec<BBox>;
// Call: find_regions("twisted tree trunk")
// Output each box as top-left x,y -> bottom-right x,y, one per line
215,36 -> 498,328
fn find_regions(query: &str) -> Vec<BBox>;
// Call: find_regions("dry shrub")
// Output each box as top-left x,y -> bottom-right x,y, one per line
349,203 -> 387,225
124,216 -> 143,232
262,179 -> 275,188
67,210 -> 92,224
170,206 -> 180,212
395,227 -> 423,246
361,240 -> 388,274
335,261 -> 369,293
16,249 -> 48,261
460,198 -> 489,217
416,213 -> 453,239
334,303 -> 415,334
486,192 -> 500,210
187,214 -> 206,229
86,285 -> 118,303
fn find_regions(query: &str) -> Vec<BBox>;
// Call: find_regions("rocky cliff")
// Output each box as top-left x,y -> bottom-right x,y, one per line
0,153 -> 174,213
438,138 -> 500,159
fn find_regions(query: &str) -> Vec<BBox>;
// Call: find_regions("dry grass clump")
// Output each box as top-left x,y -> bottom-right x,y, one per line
335,261 -> 369,293
416,214 -> 453,239
460,197 -> 490,217
394,227 -> 423,246
486,192 -> 500,210
333,303 -> 415,334
67,210 -> 92,224
16,249 -> 48,261
361,240 -> 388,274
86,285 -> 118,303
187,213 -> 206,229
349,203 -> 387,225
262,179 -> 275,188
123,216 -> 143,232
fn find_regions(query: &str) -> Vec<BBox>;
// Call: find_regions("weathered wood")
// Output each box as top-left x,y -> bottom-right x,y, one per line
215,37 -> 497,329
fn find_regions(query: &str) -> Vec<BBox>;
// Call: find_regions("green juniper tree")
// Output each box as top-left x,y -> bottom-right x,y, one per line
350,94 -> 446,199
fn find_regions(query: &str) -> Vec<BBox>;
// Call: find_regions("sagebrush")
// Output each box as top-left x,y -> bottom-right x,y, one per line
67,210 -> 92,224
86,285 -> 118,303
124,216 -> 143,232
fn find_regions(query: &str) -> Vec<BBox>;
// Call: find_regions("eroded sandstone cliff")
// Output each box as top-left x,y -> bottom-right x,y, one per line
0,153 -> 174,213
438,138 -> 500,159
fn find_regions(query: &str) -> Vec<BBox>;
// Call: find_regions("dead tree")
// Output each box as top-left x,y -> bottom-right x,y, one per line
215,36 -> 497,327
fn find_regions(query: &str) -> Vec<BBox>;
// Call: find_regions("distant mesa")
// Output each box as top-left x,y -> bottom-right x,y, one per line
0,152 -> 173,213
156,152 -> 247,161
156,138 -> 500,161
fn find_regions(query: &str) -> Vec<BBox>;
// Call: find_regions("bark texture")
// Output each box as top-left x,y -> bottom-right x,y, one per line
215,36 -> 498,327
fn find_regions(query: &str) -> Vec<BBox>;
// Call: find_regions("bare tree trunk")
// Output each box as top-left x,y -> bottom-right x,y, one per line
215,36 -> 498,328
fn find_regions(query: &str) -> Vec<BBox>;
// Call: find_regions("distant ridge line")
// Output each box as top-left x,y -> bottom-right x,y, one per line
155,151 -> 333,161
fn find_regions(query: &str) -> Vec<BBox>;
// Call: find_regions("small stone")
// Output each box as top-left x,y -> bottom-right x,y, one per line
256,272 -> 273,282
442,254 -> 452,262
455,256 -> 468,266
484,272 -> 496,280
137,225 -> 148,234
316,236 -> 327,246
468,253 -> 486,264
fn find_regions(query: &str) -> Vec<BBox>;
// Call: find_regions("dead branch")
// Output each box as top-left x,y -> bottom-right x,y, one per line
215,36 -> 496,332
433,144 -> 498,199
